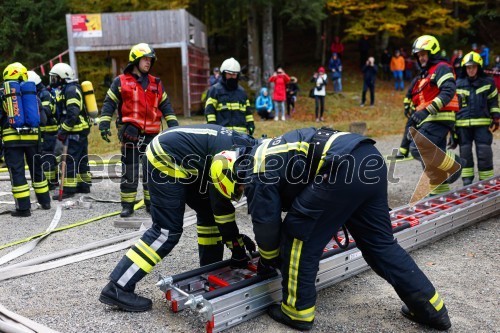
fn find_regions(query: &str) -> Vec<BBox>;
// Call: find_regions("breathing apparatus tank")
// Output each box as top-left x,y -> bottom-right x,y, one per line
20,81 -> 40,127
81,81 -> 98,119
3,81 -> 24,128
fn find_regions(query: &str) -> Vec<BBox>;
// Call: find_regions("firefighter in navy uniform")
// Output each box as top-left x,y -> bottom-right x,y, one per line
28,71 -> 59,190
211,127 -> 452,331
455,51 -> 499,185
49,63 -> 91,199
0,63 -> 50,216
99,124 -> 257,312
99,43 -> 179,217
407,35 -> 463,195
204,57 -> 255,135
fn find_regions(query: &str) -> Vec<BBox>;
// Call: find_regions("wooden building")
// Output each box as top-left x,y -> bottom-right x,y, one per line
65,9 -> 210,117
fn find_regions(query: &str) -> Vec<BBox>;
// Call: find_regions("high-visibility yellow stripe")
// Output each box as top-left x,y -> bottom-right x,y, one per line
437,73 -> 454,87
487,89 -> 498,99
205,97 -> 217,108
419,112 -> 455,126
121,192 -> 137,203
206,114 -> 216,122
437,151 -> 455,172
245,115 -> 254,122
63,177 -> 77,187
214,213 -> 236,224
125,249 -> 153,273
100,116 -> 112,122
160,92 -> 168,104
478,170 -> 493,180
253,139 -> 271,173
286,238 -> 303,307
198,236 -> 222,245
137,240 -> 161,264
316,132 -> 350,172
226,126 -> 247,134
461,167 -> 474,177
67,97 -> 82,108
259,247 -> 279,260
164,115 -> 178,121
281,303 -> 315,322
429,292 -> 444,311
41,125 -> 59,132
151,139 -> 196,175
430,183 -> 450,195
456,118 -> 492,127
13,191 -> 30,199
456,89 -> 469,95
476,85 -> 490,94
144,190 -> 150,200
196,226 -> 220,234
107,89 -> 119,103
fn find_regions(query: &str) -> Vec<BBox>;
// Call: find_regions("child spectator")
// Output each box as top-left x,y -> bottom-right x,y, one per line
328,53 -> 342,92
268,67 -> 290,121
255,87 -> 273,120
286,76 -> 299,117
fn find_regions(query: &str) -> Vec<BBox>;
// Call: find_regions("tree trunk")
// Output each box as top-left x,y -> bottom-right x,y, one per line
275,15 -> 284,67
314,22 -> 322,61
262,4 -> 274,85
320,20 -> 328,66
247,1 -> 261,91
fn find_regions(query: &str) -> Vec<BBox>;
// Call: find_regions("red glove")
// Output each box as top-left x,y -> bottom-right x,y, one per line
490,118 -> 499,132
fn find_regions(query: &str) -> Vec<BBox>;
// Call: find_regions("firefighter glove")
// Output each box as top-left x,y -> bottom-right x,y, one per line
257,256 -> 281,276
247,123 -> 255,136
56,130 -> 67,143
410,109 -> 430,126
240,234 -> 256,254
447,131 -> 458,150
100,129 -> 111,143
404,101 -> 414,118
120,123 -> 140,142
490,117 -> 499,132
229,246 -> 250,269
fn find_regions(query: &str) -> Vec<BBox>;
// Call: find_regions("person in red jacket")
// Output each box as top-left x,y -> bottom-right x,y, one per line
268,67 -> 290,121
330,36 -> 344,59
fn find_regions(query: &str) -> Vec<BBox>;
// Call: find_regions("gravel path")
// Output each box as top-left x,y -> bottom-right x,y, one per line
0,134 -> 498,333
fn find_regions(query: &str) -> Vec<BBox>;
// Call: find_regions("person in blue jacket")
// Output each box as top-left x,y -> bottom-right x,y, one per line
255,87 -> 273,120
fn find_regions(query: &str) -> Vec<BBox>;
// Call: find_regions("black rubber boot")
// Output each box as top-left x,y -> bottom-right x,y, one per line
11,209 -> 31,217
462,177 -> 473,186
120,204 -> 134,218
401,304 -> 451,331
40,203 -> 51,210
76,186 -> 91,194
99,281 -> 152,312
267,304 -> 313,331
52,192 -> 75,200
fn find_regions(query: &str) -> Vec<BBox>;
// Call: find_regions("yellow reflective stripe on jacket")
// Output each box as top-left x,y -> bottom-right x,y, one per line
226,126 -> 247,133
476,85 -> 490,95
216,102 -> 246,111
436,72 -> 454,88
107,89 -> 119,103
429,292 -> 444,312
456,118 -> 492,127
100,116 -> 112,122
214,212 -> 236,224
266,141 -> 310,156
41,124 -> 59,132
253,139 -> 271,173
281,303 -> 315,322
258,247 -> 279,260
286,238 -> 303,308
245,114 -> 254,122
146,142 -> 190,179
315,132 -> 350,172
164,115 -> 177,122
160,92 -> 168,104
206,114 -> 216,122
206,97 -> 217,108
488,89 -> 498,99
419,112 -> 455,126
456,89 -> 469,96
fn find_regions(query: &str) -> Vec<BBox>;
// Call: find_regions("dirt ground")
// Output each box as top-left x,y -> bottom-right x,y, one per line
0,134 -> 498,333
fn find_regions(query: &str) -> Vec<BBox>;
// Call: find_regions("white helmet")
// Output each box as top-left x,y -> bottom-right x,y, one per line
27,71 -> 42,85
49,63 -> 76,81
220,57 -> 241,74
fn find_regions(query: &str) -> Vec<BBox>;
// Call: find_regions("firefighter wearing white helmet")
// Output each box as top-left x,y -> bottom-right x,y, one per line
99,42 -> 179,217
27,71 -> 59,190
0,64 -> 51,216
394,35 -> 463,197
49,62 -> 92,199
455,51 -> 499,185
205,57 -> 255,135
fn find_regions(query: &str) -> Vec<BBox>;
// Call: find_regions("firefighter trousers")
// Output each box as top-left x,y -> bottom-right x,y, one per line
63,134 -> 91,194
41,133 -> 58,188
110,159 -> 223,291
456,126 -> 494,183
279,143 -> 439,323
4,145 -> 50,211
120,137 -> 154,208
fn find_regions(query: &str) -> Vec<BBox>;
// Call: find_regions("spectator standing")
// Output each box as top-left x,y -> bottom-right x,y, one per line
404,55 -> 415,81
358,36 -> 371,68
286,76 -> 299,117
209,67 -> 221,86
311,67 -> 327,122
330,36 -> 344,59
268,67 -> 290,121
480,45 -> 490,68
361,57 -> 378,107
390,49 -> 405,91
255,87 -> 273,120
328,53 -> 342,92
453,50 -> 464,78
381,48 -> 392,81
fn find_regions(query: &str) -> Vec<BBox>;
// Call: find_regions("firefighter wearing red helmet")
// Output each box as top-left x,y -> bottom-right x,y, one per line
99,43 -> 179,217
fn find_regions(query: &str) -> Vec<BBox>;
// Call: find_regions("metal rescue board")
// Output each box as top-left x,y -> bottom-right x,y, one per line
157,176 -> 500,333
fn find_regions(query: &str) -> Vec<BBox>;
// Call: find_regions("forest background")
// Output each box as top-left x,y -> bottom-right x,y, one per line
0,0 -> 498,153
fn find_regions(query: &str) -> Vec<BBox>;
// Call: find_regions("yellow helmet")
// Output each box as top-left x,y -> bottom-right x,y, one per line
461,51 -> 483,68
210,150 -> 243,201
129,43 -> 156,63
412,35 -> 440,56
3,62 -> 28,81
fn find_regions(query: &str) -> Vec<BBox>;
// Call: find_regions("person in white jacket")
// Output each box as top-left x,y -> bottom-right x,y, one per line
311,67 -> 328,122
